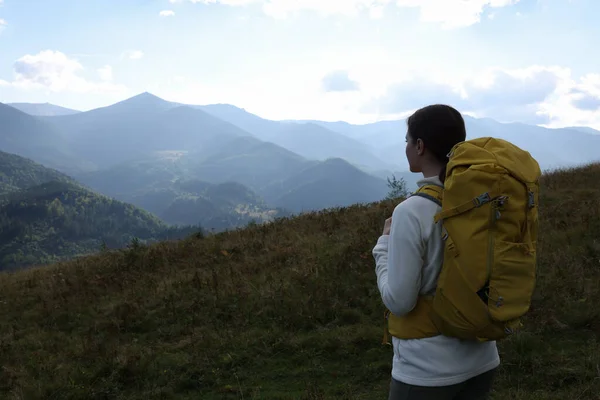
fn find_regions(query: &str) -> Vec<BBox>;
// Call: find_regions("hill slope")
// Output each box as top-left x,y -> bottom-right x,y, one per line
0,150 -> 77,195
0,181 -> 196,269
191,135 -> 314,191
262,157 -> 389,212
0,103 -> 91,174
132,180 -> 290,231
1,163 -> 598,398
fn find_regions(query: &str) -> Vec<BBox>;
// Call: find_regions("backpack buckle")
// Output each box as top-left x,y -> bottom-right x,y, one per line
473,193 -> 491,207
528,191 -> 535,208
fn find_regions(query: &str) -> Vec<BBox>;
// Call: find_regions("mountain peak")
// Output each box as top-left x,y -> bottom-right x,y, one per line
124,92 -> 168,104
97,92 -> 174,114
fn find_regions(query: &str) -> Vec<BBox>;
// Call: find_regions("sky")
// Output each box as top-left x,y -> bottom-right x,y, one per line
1,0 -> 600,128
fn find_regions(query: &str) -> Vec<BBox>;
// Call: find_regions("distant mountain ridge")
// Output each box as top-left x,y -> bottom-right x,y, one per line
0,103 -> 93,175
4,93 -> 600,228
12,93 -> 600,174
195,103 -> 393,171
7,102 -> 81,117
40,93 -> 254,169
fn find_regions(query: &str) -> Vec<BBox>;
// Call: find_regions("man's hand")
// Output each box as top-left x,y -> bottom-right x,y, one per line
382,217 -> 392,235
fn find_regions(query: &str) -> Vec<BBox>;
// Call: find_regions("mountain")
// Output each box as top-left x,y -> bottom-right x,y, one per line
319,115 -> 600,171
299,118 -> 406,147
198,104 -> 391,171
74,147 -> 291,231
0,150 -> 77,195
75,150 -> 195,198
566,126 -> 600,135
191,135 -> 316,192
7,102 -> 81,117
155,180 -> 289,230
262,157 -> 390,212
0,180 -> 197,270
77,135 -> 390,220
43,93 -> 253,169
264,122 -> 391,170
0,103 -> 92,175
464,117 -> 600,170
1,163 -> 598,398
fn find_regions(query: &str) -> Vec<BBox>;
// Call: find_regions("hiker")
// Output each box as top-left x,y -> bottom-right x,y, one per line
373,104 -> 500,399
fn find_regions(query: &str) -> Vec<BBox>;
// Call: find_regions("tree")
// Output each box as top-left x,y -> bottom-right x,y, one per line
386,174 -> 409,200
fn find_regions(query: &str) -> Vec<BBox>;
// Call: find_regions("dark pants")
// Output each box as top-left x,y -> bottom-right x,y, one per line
388,368 -> 497,400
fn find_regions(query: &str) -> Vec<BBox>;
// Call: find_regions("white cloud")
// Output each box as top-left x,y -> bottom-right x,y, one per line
321,70 -> 360,92
11,50 -> 127,95
97,65 -> 113,82
395,0 -> 521,28
365,66 -> 567,124
0,19 -> 6,26
159,10 -> 176,17
466,66 -> 564,109
538,72 -> 600,129
364,78 -> 466,114
172,0 -> 519,26
363,65 -> 600,129
124,50 -> 144,60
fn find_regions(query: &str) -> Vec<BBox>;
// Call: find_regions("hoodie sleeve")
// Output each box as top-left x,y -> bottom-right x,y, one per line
373,200 -> 424,316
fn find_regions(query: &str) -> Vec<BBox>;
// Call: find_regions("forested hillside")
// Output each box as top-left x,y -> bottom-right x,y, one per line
0,181 -> 198,269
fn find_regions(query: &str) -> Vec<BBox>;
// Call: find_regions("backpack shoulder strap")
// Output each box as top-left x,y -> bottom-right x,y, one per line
411,184 -> 443,207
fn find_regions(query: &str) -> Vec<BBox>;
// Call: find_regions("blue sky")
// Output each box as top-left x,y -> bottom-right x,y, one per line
1,0 -> 599,128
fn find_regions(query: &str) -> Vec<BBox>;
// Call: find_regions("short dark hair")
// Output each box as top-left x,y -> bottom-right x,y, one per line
406,104 -> 466,182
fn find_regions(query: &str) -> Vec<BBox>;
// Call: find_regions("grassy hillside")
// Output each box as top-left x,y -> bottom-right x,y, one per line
0,181 -> 198,269
0,164 -> 599,399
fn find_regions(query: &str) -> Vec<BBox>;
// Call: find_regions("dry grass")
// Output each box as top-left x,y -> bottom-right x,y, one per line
1,164 -> 600,399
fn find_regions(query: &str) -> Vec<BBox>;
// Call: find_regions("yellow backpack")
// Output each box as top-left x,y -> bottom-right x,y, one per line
383,137 -> 541,343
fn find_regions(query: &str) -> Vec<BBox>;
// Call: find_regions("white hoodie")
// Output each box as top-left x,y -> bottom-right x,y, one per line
372,175 -> 500,387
